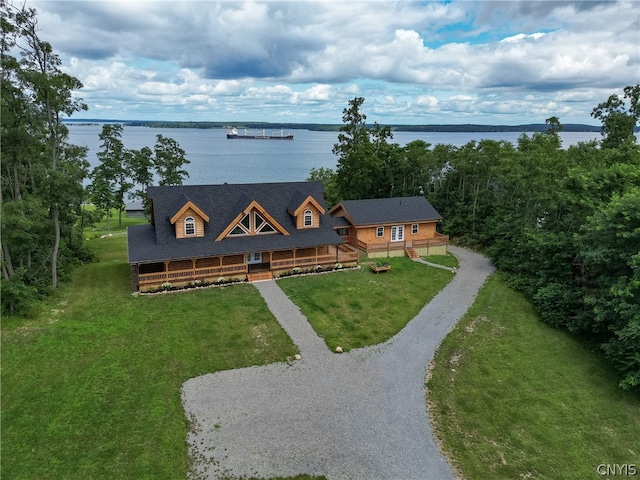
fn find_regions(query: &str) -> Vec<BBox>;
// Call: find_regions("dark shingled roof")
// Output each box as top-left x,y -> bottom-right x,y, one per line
125,200 -> 144,211
127,181 -> 343,264
336,196 -> 441,226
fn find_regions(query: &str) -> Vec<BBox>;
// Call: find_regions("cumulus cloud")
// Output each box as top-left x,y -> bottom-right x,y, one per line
28,0 -> 639,124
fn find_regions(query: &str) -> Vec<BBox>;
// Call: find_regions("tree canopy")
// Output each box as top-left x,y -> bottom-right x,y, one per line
316,90 -> 640,390
1,1 -> 89,313
1,2 -> 191,315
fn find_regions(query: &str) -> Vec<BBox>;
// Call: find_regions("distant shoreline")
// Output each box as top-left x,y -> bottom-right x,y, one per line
64,119 -> 607,133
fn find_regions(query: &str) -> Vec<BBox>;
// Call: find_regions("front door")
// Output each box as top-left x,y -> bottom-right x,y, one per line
246,252 -> 262,264
391,225 -> 404,242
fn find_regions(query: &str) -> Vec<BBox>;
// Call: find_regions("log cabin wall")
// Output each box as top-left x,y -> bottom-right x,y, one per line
355,221 -> 438,244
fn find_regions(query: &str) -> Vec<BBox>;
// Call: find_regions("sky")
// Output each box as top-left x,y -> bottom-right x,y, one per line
26,0 -> 640,125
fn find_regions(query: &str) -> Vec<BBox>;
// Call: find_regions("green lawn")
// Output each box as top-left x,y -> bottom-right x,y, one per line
427,274 -> 640,480
422,253 -> 459,268
1,234 -> 298,479
6,230 -> 636,480
277,256 -> 455,351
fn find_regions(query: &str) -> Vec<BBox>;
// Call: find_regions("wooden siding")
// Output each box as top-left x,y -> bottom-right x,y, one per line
355,221 -> 438,244
295,203 -> 322,229
174,207 -> 206,238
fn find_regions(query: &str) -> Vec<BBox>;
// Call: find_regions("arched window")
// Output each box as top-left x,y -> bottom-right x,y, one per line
304,209 -> 313,227
184,216 -> 196,236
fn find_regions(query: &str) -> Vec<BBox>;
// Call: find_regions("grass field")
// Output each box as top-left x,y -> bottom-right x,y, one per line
1,233 -> 299,479
277,256 -> 455,351
422,253 -> 459,268
427,274 -> 640,479
4,221 -> 637,479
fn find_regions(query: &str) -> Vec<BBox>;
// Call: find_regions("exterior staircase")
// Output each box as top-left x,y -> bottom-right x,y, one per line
247,270 -> 274,282
404,242 -> 419,259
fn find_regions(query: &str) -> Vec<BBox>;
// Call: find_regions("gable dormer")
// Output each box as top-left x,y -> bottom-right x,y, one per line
216,199 -> 289,241
287,192 -> 325,229
170,199 -> 209,239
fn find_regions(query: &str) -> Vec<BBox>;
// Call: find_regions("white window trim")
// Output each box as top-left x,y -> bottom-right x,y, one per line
184,216 -> 196,236
304,209 -> 313,227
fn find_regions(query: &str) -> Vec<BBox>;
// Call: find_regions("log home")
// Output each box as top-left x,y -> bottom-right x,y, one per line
329,196 -> 449,258
127,182 -> 359,291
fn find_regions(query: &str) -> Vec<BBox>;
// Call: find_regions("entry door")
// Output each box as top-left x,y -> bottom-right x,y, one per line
246,252 -> 262,264
391,225 -> 404,242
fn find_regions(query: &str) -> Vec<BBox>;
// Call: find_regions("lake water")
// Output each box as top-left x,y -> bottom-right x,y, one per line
67,124 -> 601,185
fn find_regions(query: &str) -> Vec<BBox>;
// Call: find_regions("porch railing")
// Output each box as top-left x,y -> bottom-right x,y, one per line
138,264 -> 248,288
137,247 -> 360,290
271,254 -> 337,269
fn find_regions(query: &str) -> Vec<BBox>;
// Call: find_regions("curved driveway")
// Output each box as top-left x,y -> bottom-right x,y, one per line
182,247 -> 494,479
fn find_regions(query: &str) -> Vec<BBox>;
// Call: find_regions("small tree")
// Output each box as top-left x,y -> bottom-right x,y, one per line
87,165 -> 117,231
88,124 -> 132,228
333,97 -> 394,200
153,134 -> 190,186
127,145 -> 154,201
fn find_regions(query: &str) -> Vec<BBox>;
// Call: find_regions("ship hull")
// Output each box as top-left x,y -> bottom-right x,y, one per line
226,127 -> 293,140
227,134 -> 294,140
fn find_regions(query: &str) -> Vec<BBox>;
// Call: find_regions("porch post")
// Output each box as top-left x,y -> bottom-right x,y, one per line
164,261 -> 169,281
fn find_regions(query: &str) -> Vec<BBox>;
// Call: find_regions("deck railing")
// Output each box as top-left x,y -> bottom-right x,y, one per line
357,233 -> 449,257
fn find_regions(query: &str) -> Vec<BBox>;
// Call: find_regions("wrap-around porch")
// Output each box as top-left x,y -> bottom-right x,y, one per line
133,244 -> 359,291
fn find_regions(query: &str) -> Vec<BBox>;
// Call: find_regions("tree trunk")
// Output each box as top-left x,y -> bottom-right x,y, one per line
1,241 -> 15,279
51,205 -> 60,289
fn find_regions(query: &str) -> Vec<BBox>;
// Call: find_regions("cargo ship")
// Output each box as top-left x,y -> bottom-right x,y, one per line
226,127 -> 294,140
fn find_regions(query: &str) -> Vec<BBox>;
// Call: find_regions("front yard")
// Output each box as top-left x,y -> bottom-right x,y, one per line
277,256 -> 455,351
5,231 -> 634,480
2,232 -> 455,478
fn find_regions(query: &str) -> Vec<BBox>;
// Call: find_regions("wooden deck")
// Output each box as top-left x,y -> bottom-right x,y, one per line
356,233 -> 449,258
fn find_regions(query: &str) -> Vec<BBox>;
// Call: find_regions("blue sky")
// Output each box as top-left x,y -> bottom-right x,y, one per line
29,0 -> 639,125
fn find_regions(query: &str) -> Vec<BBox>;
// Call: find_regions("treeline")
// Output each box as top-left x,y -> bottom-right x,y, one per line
76,119 -> 604,133
87,124 -> 190,230
1,3 -> 90,314
1,3 -> 189,315
315,94 -> 639,390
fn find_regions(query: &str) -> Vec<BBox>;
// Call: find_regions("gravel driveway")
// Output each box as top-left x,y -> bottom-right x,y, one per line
182,246 -> 494,479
